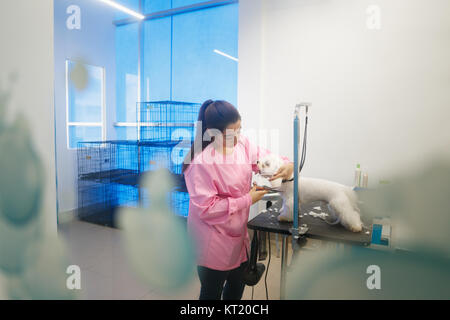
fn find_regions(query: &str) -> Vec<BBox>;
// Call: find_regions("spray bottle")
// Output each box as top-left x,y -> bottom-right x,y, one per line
354,164 -> 361,188
362,173 -> 369,188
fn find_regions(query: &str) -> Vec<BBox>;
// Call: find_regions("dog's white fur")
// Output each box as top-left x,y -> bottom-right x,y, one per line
257,154 -> 363,232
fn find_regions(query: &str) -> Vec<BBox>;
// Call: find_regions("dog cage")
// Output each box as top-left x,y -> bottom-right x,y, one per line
77,141 -> 141,184
76,101 -> 198,227
138,140 -> 192,175
109,140 -> 140,186
77,183 -> 188,225
77,141 -> 113,183
131,185 -> 189,217
169,190 -> 190,218
77,180 -> 119,226
137,101 -> 201,142
114,183 -> 139,208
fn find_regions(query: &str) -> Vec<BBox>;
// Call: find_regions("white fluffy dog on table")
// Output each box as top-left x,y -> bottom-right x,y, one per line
256,154 -> 363,233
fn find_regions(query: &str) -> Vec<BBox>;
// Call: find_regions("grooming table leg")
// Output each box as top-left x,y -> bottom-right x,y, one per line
280,235 -> 288,300
258,231 -> 267,260
276,233 -> 280,258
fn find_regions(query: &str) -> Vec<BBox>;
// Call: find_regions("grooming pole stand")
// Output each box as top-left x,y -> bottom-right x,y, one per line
280,103 -> 311,299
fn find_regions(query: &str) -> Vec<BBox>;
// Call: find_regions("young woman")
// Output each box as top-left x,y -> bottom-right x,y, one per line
182,100 -> 293,300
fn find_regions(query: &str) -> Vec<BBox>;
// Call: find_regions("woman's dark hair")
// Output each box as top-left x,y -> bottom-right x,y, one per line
182,100 -> 241,173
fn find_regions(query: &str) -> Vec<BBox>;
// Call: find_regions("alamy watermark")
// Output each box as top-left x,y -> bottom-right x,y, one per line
366,265 -> 381,290
366,5 -> 382,30
66,265 -> 81,290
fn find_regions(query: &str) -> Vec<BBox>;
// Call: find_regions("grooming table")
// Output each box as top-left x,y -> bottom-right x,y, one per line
247,200 -> 372,299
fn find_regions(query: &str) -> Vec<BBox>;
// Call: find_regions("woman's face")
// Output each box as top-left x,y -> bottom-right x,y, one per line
222,120 -> 242,148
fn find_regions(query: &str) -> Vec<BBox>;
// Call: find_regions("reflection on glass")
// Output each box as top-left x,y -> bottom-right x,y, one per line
66,60 -> 104,148
171,4 -> 239,104
115,23 -> 139,123
68,126 -> 103,149
67,62 -> 103,123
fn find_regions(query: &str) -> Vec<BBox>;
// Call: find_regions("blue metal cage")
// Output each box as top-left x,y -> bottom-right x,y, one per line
77,101 -> 199,227
137,101 -> 201,142
77,140 -> 192,226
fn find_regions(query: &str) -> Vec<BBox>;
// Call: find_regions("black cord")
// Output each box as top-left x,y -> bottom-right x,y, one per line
299,115 -> 308,172
250,231 -> 258,300
264,233 -> 271,300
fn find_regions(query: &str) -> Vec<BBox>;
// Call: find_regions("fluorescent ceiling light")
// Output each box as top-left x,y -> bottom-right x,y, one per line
214,49 -> 239,62
99,0 -> 145,20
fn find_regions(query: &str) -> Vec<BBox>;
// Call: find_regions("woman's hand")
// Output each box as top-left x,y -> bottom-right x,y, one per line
249,184 -> 268,205
269,162 -> 294,181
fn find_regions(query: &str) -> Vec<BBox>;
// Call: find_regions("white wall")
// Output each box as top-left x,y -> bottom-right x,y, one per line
239,0 -> 450,187
54,0 -> 117,213
0,0 -> 57,233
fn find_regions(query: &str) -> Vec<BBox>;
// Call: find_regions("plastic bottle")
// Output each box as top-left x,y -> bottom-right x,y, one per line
354,164 -> 361,188
362,173 -> 368,188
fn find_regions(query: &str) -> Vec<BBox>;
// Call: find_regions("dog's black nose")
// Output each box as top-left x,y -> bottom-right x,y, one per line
256,161 -> 259,164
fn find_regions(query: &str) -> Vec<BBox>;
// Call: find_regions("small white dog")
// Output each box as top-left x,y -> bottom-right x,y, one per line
256,154 -> 363,232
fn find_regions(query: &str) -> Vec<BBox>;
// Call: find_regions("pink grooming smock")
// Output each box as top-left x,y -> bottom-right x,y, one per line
184,135 -> 291,271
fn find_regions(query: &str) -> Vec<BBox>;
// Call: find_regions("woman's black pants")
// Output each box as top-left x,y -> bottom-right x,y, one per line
197,261 -> 248,300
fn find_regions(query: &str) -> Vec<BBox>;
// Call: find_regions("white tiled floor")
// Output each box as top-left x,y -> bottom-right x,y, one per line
58,219 -> 292,300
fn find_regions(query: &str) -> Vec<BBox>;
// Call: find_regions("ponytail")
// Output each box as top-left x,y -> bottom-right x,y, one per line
182,100 -> 214,173
182,99 -> 241,173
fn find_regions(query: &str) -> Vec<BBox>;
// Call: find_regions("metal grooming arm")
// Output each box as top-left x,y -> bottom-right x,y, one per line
290,103 -> 311,254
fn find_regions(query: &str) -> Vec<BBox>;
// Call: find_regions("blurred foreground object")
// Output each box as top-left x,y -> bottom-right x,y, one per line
288,158 -> 450,299
0,80 -> 77,299
118,169 -> 196,294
